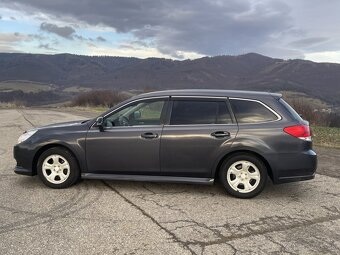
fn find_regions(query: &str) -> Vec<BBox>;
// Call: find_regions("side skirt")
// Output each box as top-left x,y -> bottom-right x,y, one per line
81,173 -> 215,185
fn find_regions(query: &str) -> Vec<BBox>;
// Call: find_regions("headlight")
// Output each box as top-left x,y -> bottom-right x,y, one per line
18,129 -> 37,144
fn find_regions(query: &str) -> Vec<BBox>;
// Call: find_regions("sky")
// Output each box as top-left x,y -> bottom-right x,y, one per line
0,0 -> 340,62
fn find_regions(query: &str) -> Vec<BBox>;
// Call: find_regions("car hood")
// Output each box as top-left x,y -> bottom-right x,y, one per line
35,119 -> 90,130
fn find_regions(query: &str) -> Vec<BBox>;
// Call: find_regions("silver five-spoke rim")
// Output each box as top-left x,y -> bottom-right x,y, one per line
42,154 -> 70,184
227,160 -> 260,193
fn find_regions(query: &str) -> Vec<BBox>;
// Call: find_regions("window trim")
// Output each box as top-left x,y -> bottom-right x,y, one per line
171,96 -> 228,99
90,96 -> 169,129
90,95 -> 282,128
229,97 -> 282,124
166,96 -> 235,126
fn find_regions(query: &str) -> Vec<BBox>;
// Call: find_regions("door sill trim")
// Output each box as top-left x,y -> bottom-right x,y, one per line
81,173 -> 214,185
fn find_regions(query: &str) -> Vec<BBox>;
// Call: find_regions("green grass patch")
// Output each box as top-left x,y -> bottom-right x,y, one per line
0,80 -> 53,93
64,106 -> 109,112
62,86 -> 92,93
312,126 -> 340,148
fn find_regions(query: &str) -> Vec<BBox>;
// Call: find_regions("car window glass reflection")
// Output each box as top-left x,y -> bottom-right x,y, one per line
104,100 -> 165,127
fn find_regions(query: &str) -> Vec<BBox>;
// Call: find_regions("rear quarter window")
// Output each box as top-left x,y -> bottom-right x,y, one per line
230,99 -> 279,124
279,98 -> 304,122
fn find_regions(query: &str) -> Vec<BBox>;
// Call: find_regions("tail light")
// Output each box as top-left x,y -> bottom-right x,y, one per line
283,125 -> 312,141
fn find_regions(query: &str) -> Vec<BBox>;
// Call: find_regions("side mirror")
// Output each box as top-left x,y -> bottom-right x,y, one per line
96,117 -> 104,131
133,110 -> 141,119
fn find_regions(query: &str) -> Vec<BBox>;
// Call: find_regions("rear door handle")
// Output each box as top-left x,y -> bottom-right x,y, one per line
211,131 -> 230,138
141,132 -> 158,139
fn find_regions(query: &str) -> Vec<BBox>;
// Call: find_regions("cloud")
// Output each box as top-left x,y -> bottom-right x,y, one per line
0,32 -> 30,52
289,37 -> 329,48
305,51 -> 340,63
87,43 -> 169,59
73,34 -> 106,43
28,33 -> 47,41
96,36 -> 106,42
2,32 -> 29,41
40,22 -> 75,39
0,0 -> 294,57
38,43 -> 56,51
0,31 -> 56,53
73,34 -> 86,41
1,0 -> 340,62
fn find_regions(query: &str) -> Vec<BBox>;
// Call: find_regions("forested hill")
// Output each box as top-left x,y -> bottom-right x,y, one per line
1,52 -> 339,105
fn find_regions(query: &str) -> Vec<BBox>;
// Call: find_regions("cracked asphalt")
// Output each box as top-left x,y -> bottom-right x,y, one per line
1,108 -> 340,254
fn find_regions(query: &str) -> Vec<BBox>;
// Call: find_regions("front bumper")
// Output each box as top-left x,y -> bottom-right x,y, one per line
14,166 -> 34,176
13,143 -> 36,176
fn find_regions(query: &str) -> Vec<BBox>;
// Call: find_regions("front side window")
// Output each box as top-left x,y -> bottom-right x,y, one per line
230,99 -> 278,123
104,99 -> 165,127
170,100 -> 232,125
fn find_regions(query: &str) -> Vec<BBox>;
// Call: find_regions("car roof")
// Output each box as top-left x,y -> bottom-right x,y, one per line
133,89 -> 282,100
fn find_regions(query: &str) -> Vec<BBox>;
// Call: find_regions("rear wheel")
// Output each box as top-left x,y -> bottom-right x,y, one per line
219,154 -> 267,198
37,147 -> 80,189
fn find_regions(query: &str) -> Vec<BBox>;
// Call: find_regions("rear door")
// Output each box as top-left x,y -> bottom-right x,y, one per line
160,97 -> 238,177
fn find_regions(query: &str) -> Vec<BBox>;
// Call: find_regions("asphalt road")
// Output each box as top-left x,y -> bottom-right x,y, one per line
1,108 -> 340,255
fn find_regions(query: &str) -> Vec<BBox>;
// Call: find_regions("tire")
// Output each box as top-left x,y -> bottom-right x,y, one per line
219,153 -> 267,198
37,147 -> 80,189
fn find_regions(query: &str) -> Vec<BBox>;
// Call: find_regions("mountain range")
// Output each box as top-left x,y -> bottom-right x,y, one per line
0,52 -> 339,106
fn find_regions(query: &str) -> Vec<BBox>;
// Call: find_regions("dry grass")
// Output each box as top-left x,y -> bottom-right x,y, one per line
312,126 -> 340,149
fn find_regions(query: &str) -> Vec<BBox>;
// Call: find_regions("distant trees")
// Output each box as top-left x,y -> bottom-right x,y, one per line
0,91 -> 64,106
70,90 -> 129,107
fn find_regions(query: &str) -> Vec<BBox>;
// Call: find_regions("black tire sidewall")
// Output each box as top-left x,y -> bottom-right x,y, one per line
37,147 -> 80,189
219,154 -> 267,198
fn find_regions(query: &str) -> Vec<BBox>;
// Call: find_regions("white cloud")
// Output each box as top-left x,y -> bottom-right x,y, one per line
175,51 -> 205,60
0,32 -> 31,52
87,43 -> 204,59
305,51 -> 340,63
87,44 -> 171,59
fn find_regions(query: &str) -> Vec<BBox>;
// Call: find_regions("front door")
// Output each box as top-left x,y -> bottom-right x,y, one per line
86,98 -> 168,175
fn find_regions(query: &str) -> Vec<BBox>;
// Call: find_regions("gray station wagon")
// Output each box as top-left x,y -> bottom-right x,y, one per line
14,90 -> 317,198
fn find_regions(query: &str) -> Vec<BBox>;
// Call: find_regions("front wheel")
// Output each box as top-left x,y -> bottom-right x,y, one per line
219,154 -> 267,198
37,147 -> 80,189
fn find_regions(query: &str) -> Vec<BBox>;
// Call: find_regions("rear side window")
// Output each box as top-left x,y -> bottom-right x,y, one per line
170,100 -> 232,125
230,99 -> 278,123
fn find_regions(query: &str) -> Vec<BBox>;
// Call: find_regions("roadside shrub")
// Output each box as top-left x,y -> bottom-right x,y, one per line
286,98 -> 317,124
70,90 -> 129,107
286,98 -> 340,127
328,113 -> 340,128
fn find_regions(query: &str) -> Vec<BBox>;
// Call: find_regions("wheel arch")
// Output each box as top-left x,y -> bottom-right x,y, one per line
32,143 -> 82,175
213,149 -> 273,181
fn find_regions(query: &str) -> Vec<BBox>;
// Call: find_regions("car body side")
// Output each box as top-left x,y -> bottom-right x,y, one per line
13,90 -> 317,184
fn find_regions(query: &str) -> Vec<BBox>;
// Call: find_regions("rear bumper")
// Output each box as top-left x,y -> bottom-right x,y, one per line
275,173 -> 315,184
268,149 -> 317,184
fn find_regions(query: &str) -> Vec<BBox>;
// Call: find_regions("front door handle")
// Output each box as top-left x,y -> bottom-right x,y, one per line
141,132 -> 159,139
211,131 -> 230,138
